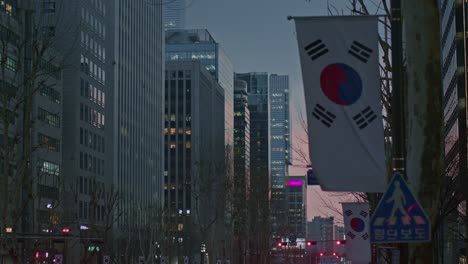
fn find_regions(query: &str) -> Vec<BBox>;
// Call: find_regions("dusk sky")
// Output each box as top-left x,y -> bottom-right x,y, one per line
187,0 -> 351,222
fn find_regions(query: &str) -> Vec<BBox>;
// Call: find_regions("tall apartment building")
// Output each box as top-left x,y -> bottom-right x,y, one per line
438,0 -> 467,262
269,74 -> 291,236
285,176 -> 307,238
164,61 -> 225,260
235,72 -> 270,253
163,0 -> 186,29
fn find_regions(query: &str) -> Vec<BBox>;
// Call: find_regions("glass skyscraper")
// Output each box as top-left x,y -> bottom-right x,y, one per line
269,74 -> 291,236
163,0 -> 186,29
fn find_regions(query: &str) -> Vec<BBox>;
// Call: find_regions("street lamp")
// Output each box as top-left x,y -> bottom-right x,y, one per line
5,227 -> 12,233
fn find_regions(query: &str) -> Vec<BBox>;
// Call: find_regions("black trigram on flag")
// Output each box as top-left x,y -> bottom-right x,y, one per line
312,104 -> 336,127
345,209 -> 353,217
360,210 -> 368,218
348,41 -> 373,63
347,231 -> 356,239
362,233 -> 369,240
304,39 -> 329,61
353,106 -> 377,129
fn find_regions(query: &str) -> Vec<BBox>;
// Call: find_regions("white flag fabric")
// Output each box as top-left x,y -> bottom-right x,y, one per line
342,202 -> 371,264
294,16 -> 386,192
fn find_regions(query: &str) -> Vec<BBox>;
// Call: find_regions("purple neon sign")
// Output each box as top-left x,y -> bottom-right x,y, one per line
287,180 -> 303,186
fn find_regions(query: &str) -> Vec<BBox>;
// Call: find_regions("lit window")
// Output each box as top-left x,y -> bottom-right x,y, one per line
164,128 -> 168,134
186,129 -> 191,135
186,141 -> 191,149
170,128 -> 176,135
170,142 -> 176,149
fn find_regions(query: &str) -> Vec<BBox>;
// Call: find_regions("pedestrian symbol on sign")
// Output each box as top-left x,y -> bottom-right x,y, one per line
370,173 -> 431,243
387,180 -> 408,224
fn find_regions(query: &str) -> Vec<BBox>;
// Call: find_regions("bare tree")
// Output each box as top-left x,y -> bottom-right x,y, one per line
0,2 -> 74,263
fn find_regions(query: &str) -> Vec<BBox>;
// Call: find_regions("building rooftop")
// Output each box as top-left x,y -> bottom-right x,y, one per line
165,29 -> 217,44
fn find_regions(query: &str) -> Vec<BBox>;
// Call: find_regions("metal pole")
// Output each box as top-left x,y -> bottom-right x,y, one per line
391,0 -> 408,263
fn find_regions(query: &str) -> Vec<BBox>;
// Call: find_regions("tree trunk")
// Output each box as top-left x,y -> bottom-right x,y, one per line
402,0 -> 444,263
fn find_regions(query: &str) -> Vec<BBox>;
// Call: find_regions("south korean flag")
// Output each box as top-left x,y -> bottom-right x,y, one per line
342,203 -> 371,264
294,16 -> 386,192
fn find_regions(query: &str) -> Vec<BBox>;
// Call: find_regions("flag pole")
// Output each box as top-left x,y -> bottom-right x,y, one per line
390,0 -> 408,263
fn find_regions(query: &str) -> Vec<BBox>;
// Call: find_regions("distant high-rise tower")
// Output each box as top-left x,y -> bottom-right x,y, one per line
285,176 -> 307,238
164,0 -> 186,29
235,72 -> 270,252
269,74 -> 291,236
233,79 -> 250,262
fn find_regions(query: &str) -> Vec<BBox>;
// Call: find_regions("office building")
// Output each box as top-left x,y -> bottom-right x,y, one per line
164,61 -> 225,259
114,0 -> 165,228
0,0 -> 64,234
269,74 -> 291,236
53,0 -> 114,240
307,216 -> 334,254
166,29 -> 234,158
232,79 -> 250,262
163,0 -> 186,29
235,72 -> 270,253
0,2 -> 64,261
285,176 -> 307,238
439,0 -> 467,262
53,0 -> 164,259
334,225 -> 345,240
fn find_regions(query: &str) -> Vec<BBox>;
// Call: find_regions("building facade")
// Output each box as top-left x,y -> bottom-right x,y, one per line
232,79 -> 250,262
438,0 -> 468,262
235,72 -> 270,254
307,216 -> 334,254
285,176 -> 307,238
0,2 -> 66,261
114,0 -> 164,228
269,74 -> 291,236
164,61 -> 225,260
166,29 -> 234,157
163,0 -> 186,29
54,0 -> 114,240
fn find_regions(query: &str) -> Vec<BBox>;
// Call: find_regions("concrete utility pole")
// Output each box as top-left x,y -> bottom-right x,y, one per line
401,1 -> 444,263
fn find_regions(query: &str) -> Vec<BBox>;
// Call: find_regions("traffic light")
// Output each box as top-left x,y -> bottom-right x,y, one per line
306,240 -> 317,246
336,240 -> 346,245
319,252 -> 324,257
277,242 -> 282,247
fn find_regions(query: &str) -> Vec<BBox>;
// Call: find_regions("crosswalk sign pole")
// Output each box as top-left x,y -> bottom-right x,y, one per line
390,0 -> 408,262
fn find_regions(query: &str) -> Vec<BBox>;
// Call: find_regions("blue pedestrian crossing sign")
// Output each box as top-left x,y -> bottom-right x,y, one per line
370,173 -> 430,243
